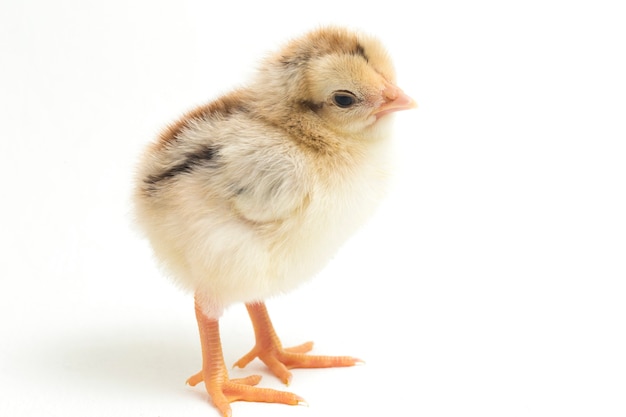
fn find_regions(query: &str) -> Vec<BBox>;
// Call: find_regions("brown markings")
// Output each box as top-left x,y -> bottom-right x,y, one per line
154,89 -> 251,151
279,27 -> 369,67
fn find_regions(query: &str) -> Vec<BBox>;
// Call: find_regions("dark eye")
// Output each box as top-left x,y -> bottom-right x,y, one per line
332,91 -> 357,108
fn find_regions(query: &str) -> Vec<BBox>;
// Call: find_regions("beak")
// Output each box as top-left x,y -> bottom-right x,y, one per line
374,84 -> 417,119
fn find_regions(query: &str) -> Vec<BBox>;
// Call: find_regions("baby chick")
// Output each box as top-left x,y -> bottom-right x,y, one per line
134,26 -> 416,416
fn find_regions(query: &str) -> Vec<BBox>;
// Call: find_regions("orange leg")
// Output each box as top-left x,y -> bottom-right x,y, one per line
187,300 -> 304,417
234,302 -> 362,385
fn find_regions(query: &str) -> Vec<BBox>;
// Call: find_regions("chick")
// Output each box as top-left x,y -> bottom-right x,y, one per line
134,26 -> 416,416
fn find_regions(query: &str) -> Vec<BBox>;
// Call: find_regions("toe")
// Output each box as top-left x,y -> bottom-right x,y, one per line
186,371 -> 203,386
284,341 -> 314,354
229,374 -> 262,386
260,354 -> 292,385
222,382 -> 304,405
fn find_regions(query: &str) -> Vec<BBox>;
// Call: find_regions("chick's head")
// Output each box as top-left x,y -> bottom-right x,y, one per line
254,27 -> 415,139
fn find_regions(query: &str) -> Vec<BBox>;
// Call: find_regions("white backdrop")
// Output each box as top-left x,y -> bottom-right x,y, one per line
1,1 -> 625,416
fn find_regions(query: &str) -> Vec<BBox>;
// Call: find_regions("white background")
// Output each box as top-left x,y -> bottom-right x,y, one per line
1,1 -> 625,416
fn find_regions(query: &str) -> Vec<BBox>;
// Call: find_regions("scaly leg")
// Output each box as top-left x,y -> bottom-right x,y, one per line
234,302 -> 361,385
187,300 -> 304,417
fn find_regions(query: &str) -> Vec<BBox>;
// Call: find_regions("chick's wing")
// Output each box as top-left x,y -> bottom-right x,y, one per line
222,135 -> 309,224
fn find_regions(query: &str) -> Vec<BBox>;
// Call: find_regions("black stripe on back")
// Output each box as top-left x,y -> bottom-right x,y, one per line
144,145 -> 220,186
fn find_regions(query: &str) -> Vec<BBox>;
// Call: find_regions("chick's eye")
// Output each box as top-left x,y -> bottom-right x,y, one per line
332,91 -> 357,108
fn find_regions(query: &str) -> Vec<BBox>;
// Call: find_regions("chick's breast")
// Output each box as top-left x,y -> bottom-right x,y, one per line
135,95 -> 391,313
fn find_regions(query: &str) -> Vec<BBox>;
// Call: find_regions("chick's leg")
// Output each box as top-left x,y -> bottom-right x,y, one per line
234,302 -> 361,385
187,300 -> 303,417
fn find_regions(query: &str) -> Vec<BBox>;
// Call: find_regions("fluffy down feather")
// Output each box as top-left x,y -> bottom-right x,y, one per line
134,26 -> 414,318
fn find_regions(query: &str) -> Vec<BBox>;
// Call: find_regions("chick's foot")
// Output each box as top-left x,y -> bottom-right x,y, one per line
234,302 -> 362,385
187,370 -> 303,417
191,302 -> 304,417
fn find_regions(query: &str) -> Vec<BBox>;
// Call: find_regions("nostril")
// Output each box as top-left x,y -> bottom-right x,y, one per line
383,86 -> 399,101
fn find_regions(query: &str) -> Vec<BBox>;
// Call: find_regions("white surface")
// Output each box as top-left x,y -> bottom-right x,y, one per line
1,1 -> 625,416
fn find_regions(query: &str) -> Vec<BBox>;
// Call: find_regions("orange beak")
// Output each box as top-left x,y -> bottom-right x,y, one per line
374,84 -> 417,119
